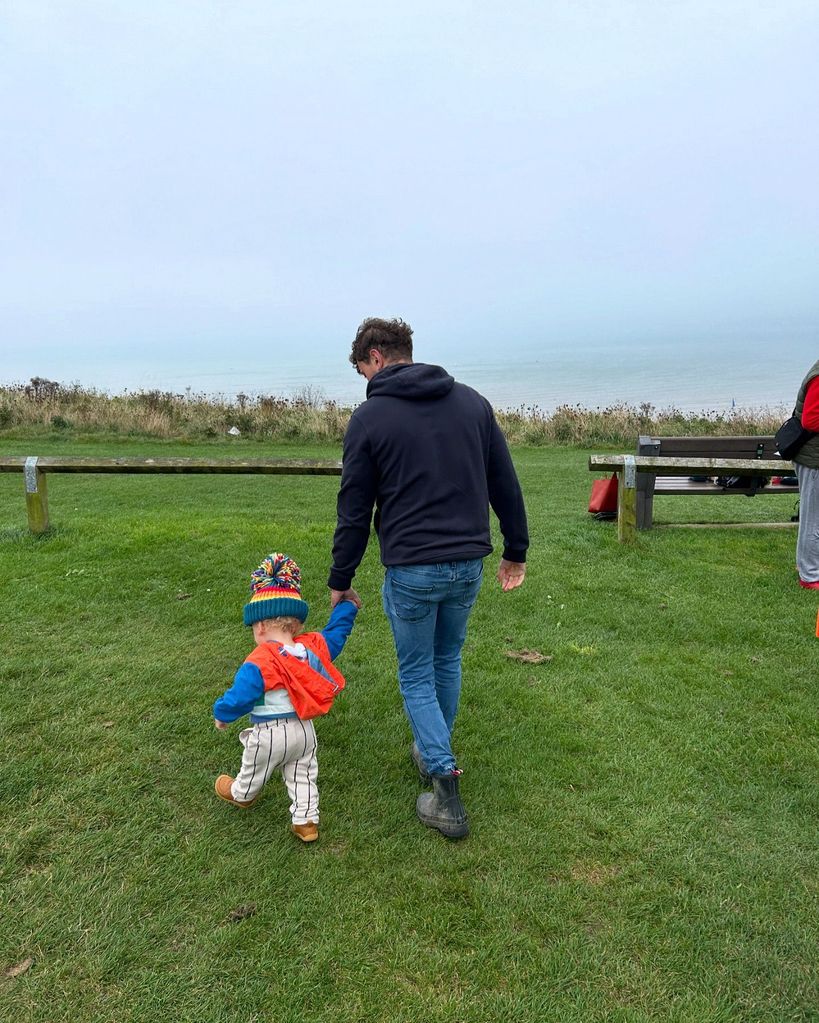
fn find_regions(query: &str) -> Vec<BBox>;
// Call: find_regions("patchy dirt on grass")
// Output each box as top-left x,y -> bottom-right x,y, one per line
226,903 -> 257,923
570,862 -> 621,885
505,649 -> 553,664
3,958 -> 34,980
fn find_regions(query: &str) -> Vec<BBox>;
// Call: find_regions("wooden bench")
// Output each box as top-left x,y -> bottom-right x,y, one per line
588,452 -> 796,543
634,435 -> 797,530
0,456 -> 342,534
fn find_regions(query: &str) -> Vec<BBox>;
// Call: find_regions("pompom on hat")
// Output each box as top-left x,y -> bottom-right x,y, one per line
243,553 -> 309,626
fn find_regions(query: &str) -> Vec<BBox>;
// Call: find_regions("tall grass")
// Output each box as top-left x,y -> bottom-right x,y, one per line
0,378 -> 787,447
0,380 -> 349,444
497,401 -> 786,446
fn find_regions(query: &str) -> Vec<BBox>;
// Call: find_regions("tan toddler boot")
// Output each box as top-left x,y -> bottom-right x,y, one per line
291,822 -> 319,842
214,774 -> 258,808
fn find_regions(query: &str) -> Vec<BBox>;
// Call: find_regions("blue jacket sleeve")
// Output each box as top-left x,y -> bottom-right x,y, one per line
321,600 -> 359,661
213,662 -> 265,722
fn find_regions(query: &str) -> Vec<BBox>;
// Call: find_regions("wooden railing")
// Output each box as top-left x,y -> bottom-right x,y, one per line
0,456 -> 343,534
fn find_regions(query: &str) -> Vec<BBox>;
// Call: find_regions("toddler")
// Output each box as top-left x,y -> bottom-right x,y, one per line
213,553 -> 358,842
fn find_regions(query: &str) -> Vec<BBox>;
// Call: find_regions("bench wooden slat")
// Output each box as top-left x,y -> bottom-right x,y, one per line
642,435 -> 781,458
589,455 -> 792,475
0,456 -> 342,475
653,478 -> 798,495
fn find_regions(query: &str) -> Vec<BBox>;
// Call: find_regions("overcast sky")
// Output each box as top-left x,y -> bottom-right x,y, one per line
2,1 -> 818,393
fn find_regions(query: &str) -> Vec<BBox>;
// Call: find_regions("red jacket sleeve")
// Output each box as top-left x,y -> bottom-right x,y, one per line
802,377 -> 819,431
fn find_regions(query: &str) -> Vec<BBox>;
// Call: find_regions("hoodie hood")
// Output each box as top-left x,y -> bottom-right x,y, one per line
366,363 -> 455,401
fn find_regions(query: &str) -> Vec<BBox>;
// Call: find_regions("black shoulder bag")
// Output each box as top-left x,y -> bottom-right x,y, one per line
775,412 -> 816,461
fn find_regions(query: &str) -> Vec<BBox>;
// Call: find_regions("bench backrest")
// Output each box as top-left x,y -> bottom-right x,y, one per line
637,435 -> 778,459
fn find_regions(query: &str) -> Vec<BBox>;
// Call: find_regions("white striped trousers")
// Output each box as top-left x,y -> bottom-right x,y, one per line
230,718 -> 319,824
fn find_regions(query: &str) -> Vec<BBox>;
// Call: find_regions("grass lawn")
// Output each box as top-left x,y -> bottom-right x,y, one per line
1,438 -> 816,1022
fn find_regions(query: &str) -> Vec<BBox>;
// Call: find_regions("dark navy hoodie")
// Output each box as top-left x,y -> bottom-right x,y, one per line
328,363 -> 529,591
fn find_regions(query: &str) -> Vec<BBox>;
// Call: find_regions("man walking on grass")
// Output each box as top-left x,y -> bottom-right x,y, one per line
328,317 -> 528,838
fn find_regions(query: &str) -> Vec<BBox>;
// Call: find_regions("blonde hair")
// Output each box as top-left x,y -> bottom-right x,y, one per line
258,615 -> 302,637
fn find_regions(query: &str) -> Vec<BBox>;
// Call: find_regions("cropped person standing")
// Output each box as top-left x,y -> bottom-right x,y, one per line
328,317 -> 529,839
793,359 -> 819,589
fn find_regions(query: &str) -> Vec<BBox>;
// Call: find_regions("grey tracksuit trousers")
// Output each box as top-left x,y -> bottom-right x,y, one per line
796,463 -> 819,584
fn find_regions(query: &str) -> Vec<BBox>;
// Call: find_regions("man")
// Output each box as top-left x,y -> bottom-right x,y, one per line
793,358 -> 819,589
328,317 -> 528,838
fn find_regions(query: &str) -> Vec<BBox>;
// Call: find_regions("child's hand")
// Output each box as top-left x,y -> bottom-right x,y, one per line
214,718 -> 228,731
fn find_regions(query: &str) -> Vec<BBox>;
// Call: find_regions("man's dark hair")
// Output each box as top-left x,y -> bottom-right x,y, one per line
349,317 -> 413,367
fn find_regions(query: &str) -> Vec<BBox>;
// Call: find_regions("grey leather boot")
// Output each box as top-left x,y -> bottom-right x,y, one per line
416,770 -> 469,839
411,741 -> 431,783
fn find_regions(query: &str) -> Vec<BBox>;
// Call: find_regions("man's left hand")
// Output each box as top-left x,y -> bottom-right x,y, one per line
497,559 -> 526,591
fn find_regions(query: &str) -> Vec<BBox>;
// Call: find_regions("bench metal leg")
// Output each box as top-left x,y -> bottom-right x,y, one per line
636,435 -> 660,530
24,457 -> 50,534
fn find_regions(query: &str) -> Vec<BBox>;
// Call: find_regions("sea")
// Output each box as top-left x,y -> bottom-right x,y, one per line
285,336 -> 813,414
8,335 -> 816,414
145,336 -> 815,414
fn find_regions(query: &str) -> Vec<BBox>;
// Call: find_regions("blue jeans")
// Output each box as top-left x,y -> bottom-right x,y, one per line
382,559 -> 484,775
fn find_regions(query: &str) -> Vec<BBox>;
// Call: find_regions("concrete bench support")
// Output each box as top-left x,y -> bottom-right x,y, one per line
618,455 -> 637,543
24,457 -> 49,535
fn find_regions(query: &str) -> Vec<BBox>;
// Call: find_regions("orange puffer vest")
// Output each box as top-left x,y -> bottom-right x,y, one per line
244,633 -> 346,720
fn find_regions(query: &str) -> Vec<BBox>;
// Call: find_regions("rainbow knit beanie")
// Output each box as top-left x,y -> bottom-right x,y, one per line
243,553 -> 309,626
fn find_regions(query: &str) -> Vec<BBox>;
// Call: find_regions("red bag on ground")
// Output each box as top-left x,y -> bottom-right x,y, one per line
588,474 -> 618,514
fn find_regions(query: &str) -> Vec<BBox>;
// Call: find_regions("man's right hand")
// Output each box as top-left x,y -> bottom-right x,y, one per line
330,587 -> 363,609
